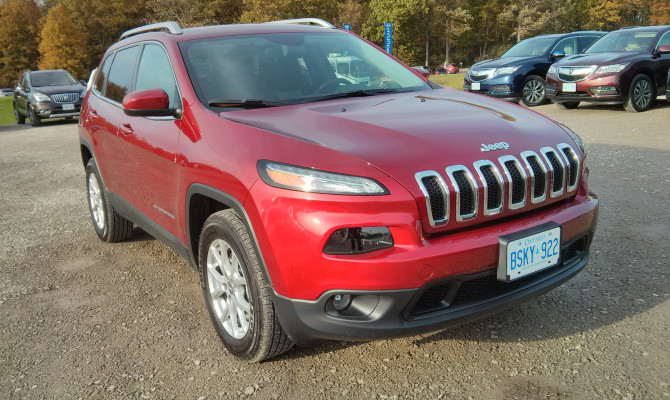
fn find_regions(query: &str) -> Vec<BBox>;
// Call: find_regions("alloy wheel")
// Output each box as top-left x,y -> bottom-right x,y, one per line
523,79 -> 545,105
633,79 -> 651,109
88,173 -> 105,230
206,238 -> 253,339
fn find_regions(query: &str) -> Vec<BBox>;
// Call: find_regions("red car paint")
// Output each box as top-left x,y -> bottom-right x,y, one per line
80,22 -> 598,343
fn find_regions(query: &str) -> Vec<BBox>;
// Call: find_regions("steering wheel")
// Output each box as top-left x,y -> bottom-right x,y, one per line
315,78 -> 351,95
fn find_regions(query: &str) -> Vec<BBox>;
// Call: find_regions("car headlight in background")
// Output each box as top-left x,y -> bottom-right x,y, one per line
548,65 -> 557,75
31,93 -> 51,102
595,63 -> 628,74
494,66 -> 521,76
258,161 -> 389,195
80,90 -> 87,99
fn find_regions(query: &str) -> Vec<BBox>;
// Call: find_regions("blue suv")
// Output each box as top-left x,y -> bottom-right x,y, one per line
464,31 -> 605,106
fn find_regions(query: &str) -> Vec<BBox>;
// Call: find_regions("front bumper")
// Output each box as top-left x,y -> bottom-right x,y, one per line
546,74 -> 625,104
463,75 -> 519,101
34,101 -> 82,118
274,231 -> 594,344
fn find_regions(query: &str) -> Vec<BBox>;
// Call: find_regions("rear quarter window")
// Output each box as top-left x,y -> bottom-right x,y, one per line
105,46 -> 140,103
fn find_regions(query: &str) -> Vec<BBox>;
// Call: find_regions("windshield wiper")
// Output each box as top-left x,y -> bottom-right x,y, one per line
208,99 -> 282,108
302,88 -> 407,104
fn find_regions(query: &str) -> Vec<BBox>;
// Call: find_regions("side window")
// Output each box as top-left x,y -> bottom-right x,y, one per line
554,37 -> 577,56
105,45 -> 140,104
577,36 -> 600,53
94,53 -> 114,94
135,43 -> 180,108
657,32 -> 670,49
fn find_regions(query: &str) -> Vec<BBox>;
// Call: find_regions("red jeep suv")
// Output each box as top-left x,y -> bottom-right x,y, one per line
79,19 -> 599,362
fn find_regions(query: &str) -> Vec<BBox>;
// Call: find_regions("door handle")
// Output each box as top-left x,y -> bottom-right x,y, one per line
119,123 -> 134,136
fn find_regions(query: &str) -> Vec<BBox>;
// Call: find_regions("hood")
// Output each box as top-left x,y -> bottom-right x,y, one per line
471,56 -> 542,70
557,52 -> 642,66
223,88 -> 572,190
34,83 -> 85,96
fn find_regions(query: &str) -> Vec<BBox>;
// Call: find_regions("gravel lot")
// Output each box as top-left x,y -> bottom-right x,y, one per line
1,100 -> 669,399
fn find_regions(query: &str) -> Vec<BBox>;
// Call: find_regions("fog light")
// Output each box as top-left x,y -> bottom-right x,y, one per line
332,294 -> 352,311
588,86 -> 618,96
324,227 -> 394,255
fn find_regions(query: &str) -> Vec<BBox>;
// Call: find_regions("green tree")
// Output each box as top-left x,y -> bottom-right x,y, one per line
239,0 -> 337,23
0,0 -> 41,87
145,0 -> 243,26
335,0 -> 371,33
38,3 -> 88,78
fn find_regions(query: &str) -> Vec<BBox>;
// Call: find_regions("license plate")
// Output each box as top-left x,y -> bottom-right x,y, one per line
62,103 -> 75,110
498,223 -> 561,282
471,82 -> 481,91
562,82 -> 576,93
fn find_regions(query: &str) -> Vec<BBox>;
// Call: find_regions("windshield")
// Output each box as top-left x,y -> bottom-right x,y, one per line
500,37 -> 556,58
179,32 -> 431,110
31,71 -> 77,87
586,31 -> 657,53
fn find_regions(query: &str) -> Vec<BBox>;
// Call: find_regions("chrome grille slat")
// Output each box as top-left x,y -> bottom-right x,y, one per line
50,93 -> 79,103
540,147 -> 566,198
498,156 -> 527,210
557,143 -> 580,192
446,166 -> 478,221
520,151 -> 547,204
415,171 -> 449,227
469,69 -> 494,82
473,160 -> 503,216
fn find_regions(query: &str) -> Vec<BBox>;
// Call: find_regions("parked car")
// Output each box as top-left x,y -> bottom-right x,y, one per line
464,31 -> 605,106
13,69 -> 85,126
80,19 -> 598,362
434,67 -> 447,75
0,88 -> 13,96
546,25 -> 670,112
445,63 -> 459,74
411,65 -> 431,78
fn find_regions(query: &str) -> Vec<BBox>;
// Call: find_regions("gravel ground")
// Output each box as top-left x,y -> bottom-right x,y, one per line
0,100 -> 669,399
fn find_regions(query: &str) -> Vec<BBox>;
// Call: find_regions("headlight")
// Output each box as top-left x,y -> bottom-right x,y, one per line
258,161 -> 389,195
80,90 -> 87,99
548,65 -> 557,75
494,66 -> 521,76
32,93 -> 51,102
595,63 -> 628,74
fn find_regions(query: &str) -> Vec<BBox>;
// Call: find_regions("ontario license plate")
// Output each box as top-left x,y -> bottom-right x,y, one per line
562,82 -> 576,93
498,223 -> 561,282
62,103 -> 75,110
471,82 -> 481,91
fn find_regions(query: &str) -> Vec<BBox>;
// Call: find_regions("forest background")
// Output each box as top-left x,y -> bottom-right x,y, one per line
0,0 -> 668,87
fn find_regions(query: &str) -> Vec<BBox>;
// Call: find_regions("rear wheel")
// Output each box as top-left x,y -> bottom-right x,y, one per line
28,106 -> 42,127
555,102 -> 580,110
85,159 -> 133,242
14,104 -> 25,124
520,75 -> 546,107
624,75 -> 654,112
199,210 -> 293,362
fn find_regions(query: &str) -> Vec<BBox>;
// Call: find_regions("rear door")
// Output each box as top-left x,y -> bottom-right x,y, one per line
652,31 -> 670,94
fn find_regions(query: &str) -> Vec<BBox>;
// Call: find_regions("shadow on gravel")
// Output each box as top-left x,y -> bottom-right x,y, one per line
0,117 -> 78,132
413,142 -> 670,346
557,98 -> 669,112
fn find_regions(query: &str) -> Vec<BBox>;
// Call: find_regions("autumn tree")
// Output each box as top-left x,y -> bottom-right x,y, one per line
0,0 -> 41,87
239,0 -> 338,23
335,0 -> 371,33
498,0 -> 552,43
145,0 -> 243,27
38,3 -> 88,78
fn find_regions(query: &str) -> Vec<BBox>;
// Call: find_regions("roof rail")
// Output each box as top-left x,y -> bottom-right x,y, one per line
120,21 -> 183,40
620,26 -> 642,29
264,18 -> 336,29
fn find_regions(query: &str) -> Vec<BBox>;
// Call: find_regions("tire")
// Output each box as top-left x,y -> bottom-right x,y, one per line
520,75 -> 546,107
28,105 -> 42,127
14,104 -> 25,124
199,210 -> 293,362
85,159 -> 133,242
65,116 -> 74,120
624,75 -> 654,112
555,102 -> 580,110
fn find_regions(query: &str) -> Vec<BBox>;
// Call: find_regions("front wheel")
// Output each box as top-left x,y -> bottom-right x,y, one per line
624,75 -> 654,112
28,106 -> 42,127
555,102 -> 580,110
199,210 -> 293,362
520,75 -> 546,107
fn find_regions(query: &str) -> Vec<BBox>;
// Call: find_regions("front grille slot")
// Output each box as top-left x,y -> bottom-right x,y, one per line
558,143 -> 579,192
499,156 -> 526,210
415,171 -> 449,226
50,93 -> 79,103
521,151 -> 547,204
446,166 -> 478,221
541,148 -> 566,197
474,160 -> 503,215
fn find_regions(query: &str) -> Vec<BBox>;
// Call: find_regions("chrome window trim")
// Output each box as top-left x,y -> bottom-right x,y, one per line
557,143 -> 580,193
540,147 -> 566,198
415,171 -> 449,227
520,151 -> 547,204
446,165 -> 478,221
498,155 -> 527,210
473,160 -> 503,216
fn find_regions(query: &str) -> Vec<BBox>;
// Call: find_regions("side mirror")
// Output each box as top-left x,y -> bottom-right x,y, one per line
80,80 -> 87,86
550,50 -> 566,60
122,88 -> 178,117
658,45 -> 670,55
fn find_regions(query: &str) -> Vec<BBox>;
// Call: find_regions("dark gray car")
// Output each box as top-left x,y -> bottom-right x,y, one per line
13,69 -> 85,126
